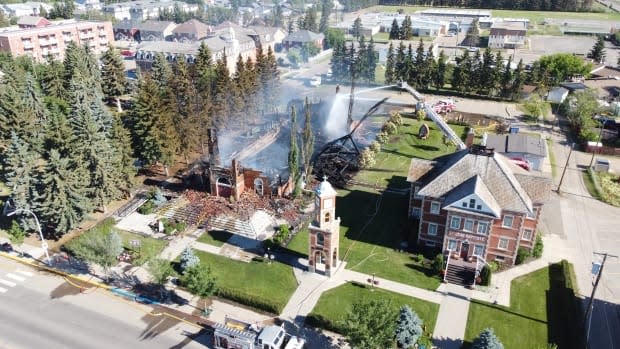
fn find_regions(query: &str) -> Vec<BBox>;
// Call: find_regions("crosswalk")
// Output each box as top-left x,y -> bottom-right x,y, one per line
0,270 -> 33,294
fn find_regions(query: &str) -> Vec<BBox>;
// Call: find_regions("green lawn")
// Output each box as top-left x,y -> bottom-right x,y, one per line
307,282 -> 439,335
289,117 -> 465,290
64,218 -> 166,266
583,170 -> 620,207
546,138 -> 557,178
193,249 -> 298,314
464,261 -> 582,349
196,230 -> 232,247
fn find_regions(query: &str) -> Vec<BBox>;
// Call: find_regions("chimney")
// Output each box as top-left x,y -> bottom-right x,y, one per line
207,128 -> 221,166
465,128 -> 475,148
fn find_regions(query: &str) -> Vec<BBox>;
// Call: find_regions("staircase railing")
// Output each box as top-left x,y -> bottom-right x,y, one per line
443,249 -> 452,283
472,254 -> 490,288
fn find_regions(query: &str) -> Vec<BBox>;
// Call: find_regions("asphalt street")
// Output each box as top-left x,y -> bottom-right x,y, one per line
0,259 -> 208,349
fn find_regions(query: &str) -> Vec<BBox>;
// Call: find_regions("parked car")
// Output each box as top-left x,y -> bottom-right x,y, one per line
510,157 -> 531,171
309,75 -> 321,87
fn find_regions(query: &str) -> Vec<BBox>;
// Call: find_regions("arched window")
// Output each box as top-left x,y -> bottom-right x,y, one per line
316,233 -> 324,246
324,212 -> 331,223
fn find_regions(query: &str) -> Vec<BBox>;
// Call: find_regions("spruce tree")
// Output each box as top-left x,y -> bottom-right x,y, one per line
288,105 -> 299,197
385,42 -> 396,84
589,35 -> 606,63
41,56 -> 66,100
465,18 -> 481,47
395,42 -> 406,82
395,305 -> 424,349
35,149 -> 91,236
195,41 -> 214,92
319,0 -> 332,34
43,112 -> 73,158
170,60 -> 199,165
389,19 -> 400,40
479,48 -> 495,95
472,328 -> 504,349
365,36 -> 377,83
151,53 -> 173,91
180,245 -> 200,272
352,17 -> 362,39
110,114 -> 136,197
100,45 -> 127,112
434,50 -> 447,90
500,56 -> 513,98
212,55 -> 232,129
261,46 -> 280,115
232,54 -> 247,128
511,59 -> 526,101
301,97 -> 314,181
421,44 -> 435,89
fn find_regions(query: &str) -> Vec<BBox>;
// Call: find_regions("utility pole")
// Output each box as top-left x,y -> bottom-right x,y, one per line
557,142 -> 574,194
584,252 -> 618,348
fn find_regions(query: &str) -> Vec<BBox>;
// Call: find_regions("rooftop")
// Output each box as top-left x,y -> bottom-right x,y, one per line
485,134 -> 547,157
491,21 -> 527,31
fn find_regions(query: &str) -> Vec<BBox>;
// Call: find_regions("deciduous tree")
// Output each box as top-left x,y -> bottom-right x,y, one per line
345,298 -> 397,349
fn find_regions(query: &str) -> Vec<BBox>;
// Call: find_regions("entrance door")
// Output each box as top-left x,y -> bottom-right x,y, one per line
460,242 -> 469,259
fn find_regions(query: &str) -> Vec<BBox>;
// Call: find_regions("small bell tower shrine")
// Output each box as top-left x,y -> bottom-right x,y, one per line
308,177 -> 340,276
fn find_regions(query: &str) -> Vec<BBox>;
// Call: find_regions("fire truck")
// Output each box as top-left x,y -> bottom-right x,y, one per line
432,99 -> 456,114
213,317 -> 306,349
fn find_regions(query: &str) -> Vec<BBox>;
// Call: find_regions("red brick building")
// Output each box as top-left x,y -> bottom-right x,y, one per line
407,146 -> 551,266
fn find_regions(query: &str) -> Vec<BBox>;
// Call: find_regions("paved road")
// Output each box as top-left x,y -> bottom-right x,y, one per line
541,125 -> 620,349
0,259 -> 208,349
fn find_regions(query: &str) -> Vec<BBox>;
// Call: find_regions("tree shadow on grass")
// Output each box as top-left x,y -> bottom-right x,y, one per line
469,300 -> 547,324
413,144 -> 441,152
405,263 -> 437,278
433,337 -> 465,349
203,230 -> 232,245
547,262 -> 584,349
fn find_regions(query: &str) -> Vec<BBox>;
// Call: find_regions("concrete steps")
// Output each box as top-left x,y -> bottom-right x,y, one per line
208,216 -> 256,239
445,263 -> 475,287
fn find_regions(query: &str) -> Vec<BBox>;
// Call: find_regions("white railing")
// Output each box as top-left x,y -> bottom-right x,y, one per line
443,249 -> 451,283
472,254 -> 490,288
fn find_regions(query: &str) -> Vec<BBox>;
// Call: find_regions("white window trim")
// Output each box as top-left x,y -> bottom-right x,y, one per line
498,237 -> 509,250
430,201 -> 440,214
464,219 -> 474,232
450,216 -> 461,229
502,215 -> 514,228
477,222 -> 488,235
447,239 -> 457,251
522,229 -> 533,241
473,244 -> 484,257
427,223 -> 438,236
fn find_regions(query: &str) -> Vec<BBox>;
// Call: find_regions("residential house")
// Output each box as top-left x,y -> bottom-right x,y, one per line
171,19 -> 213,42
75,0 -> 102,11
17,16 -> 51,29
0,20 -> 114,62
488,22 -> 526,49
102,1 -> 198,21
407,146 -> 552,266
1,2 -> 52,17
485,134 -> 547,171
281,29 -> 324,50
546,86 -> 569,104
114,20 -> 177,41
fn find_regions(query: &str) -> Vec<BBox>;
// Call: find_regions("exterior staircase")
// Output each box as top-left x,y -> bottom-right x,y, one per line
444,261 -> 476,287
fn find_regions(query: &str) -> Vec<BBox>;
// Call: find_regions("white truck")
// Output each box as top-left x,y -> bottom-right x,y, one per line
213,317 -> 306,349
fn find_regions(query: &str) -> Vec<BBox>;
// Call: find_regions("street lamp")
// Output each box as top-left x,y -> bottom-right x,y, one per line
7,208 -> 51,266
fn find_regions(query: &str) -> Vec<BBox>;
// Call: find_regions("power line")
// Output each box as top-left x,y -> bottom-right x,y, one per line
584,252 -> 619,348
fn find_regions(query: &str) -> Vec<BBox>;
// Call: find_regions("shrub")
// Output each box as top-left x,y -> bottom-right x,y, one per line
516,247 -> 531,265
479,265 -> 491,286
390,111 -> 403,126
138,200 -> 155,214
358,148 -> 376,169
152,188 -> 167,206
413,253 -> 424,264
369,140 -> 381,153
488,261 -> 500,272
532,234 -> 544,258
7,220 -> 25,245
416,109 -> 426,121
215,287 -> 283,314
180,246 -> 200,272
272,225 -> 291,246
377,131 -> 389,144
431,253 -> 444,274
383,121 -> 397,135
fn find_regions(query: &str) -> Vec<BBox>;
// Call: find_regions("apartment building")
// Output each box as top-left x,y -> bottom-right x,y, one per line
488,21 -> 527,49
102,1 -> 199,21
0,20 -> 114,62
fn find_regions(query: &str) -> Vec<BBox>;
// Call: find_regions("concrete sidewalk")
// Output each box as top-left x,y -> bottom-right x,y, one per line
433,284 -> 472,349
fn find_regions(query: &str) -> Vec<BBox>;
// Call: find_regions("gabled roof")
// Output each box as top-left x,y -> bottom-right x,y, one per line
172,19 -> 211,38
485,134 -> 547,157
140,20 -> 175,32
412,149 -> 540,213
17,16 -> 48,26
443,175 -> 502,218
283,29 -> 324,43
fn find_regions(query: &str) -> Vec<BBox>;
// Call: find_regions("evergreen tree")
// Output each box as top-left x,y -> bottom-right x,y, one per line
300,97 -> 314,181
35,149 -> 91,236
100,45 -> 127,112
472,328 -> 504,349
464,18 -> 481,47
110,114 -> 136,197
452,51 -> 471,93
401,15 -> 412,40
357,35 -> 368,81
170,60 -> 199,165
413,39 -> 426,88
365,37 -> 377,83
288,105 -> 299,196
261,46 -> 280,115
129,75 -> 179,174
511,59 -> 526,101
180,245 -> 200,272
1,132 -> 39,231
389,19 -> 400,40
195,41 -> 214,91
395,305 -> 424,349
0,11 -> 9,28
385,42 -> 396,84
304,6 -> 318,32
589,35 -> 606,63
422,44 -> 435,89
41,56 -> 66,100
352,17 -> 362,39
212,55 -> 232,128
479,47 -> 495,95
500,56 -> 513,98
43,112 -> 73,158
395,41 -> 407,82
151,53 -> 173,91
318,0 -> 332,33
434,50 -> 447,90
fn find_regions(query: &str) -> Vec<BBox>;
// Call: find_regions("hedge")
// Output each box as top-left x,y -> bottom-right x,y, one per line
215,287 -> 284,315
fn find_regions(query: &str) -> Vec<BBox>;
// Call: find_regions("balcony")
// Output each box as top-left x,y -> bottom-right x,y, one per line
63,36 -> 72,42
99,39 -> 108,45
22,42 -> 33,49
39,39 -> 49,46
49,38 -> 58,45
